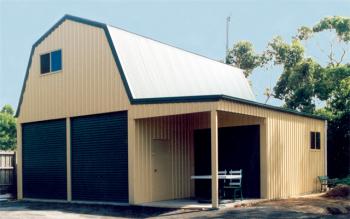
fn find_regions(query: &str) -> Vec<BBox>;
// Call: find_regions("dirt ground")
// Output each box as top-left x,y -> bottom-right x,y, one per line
253,195 -> 350,215
0,195 -> 349,219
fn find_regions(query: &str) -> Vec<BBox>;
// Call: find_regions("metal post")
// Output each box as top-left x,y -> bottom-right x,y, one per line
211,110 -> 219,208
225,16 -> 231,63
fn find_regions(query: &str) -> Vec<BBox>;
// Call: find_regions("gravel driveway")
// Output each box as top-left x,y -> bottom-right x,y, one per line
0,200 -> 349,219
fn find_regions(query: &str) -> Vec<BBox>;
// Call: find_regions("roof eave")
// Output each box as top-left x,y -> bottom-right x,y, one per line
131,95 -> 326,120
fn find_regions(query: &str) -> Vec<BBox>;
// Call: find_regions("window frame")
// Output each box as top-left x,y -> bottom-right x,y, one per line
315,132 -> 321,149
310,131 -> 321,151
39,49 -> 63,75
40,53 -> 50,74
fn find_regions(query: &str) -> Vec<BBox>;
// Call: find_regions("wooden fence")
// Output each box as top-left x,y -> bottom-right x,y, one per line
0,151 -> 16,196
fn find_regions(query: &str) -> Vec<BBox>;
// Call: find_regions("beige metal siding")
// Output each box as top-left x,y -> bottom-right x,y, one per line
133,114 -> 201,204
129,102 -> 216,119
18,20 -> 129,123
218,100 -> 325,199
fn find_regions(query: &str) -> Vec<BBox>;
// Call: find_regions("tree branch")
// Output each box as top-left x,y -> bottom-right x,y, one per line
336,47 -> 347,65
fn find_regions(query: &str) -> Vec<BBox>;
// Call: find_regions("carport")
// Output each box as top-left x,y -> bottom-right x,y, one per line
131,110 -> 265,208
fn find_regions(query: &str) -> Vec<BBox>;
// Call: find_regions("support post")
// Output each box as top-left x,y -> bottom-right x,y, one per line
66,117 -> 72,201
211,110 -> 219,208
16,123 -> 23,199
128,116 -> 135,204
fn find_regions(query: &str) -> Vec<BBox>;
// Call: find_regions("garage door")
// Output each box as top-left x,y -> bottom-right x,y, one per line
22,119 -> 67,200
71,111 -> 128,202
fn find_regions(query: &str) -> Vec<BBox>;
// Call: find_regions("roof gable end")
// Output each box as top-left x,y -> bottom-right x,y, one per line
15,14 -> 133,117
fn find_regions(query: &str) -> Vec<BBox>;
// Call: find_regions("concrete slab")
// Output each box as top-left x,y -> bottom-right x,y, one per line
138,198 -> 266,209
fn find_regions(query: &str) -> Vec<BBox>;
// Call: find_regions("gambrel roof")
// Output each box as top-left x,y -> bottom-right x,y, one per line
16,15 -> 324,120
107,26 -> 255,100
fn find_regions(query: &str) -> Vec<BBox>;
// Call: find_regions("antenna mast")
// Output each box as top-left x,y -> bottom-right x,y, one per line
226,16 -> 231,63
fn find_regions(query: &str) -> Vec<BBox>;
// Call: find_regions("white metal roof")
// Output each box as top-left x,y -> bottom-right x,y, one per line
107,25 -> 256,101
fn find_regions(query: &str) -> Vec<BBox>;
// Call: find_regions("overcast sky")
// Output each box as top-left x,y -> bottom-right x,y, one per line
1,0 -> 349,110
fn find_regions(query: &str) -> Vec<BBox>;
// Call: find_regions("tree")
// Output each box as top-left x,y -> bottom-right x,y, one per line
226,41 -> 267,77
226,16 -> 350,177
298,16 -> 350,42
1,104 -> 14,115
267,16 -> 350,113
0,105 -> 16,150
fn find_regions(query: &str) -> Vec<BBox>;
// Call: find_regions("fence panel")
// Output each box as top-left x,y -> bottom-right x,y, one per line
0,151 -> 16,196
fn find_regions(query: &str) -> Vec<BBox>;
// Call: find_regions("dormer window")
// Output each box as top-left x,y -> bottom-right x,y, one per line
40,50 -> 62,74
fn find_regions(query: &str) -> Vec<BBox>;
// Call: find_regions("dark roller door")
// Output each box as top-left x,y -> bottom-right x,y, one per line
71,111 -> 128,202
22,119 -> 67,200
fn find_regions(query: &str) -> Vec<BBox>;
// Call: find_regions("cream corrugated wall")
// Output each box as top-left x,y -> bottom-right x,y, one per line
133,112 -> 265,203
18,20 -> 129,123
217,100 -> 325,199
133,114 -> 206,204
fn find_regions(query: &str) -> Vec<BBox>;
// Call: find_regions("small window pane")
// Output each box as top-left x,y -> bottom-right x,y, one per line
40,53 -> 50,74
310,132 -> 315,149
316,132 -> 320,149
51,50 -> 62,72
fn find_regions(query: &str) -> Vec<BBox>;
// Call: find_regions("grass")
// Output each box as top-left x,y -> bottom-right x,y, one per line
335,176 -> 350,186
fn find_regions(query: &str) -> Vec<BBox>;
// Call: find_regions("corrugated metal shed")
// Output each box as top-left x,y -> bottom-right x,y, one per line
107,25 -> 255,101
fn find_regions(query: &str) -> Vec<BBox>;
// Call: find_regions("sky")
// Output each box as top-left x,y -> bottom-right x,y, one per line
0,0 -> 349,110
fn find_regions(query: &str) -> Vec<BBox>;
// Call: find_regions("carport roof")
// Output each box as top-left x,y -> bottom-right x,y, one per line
16,15 -> 325,120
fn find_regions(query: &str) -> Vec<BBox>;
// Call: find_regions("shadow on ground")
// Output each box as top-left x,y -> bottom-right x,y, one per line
0,201 -> 202,218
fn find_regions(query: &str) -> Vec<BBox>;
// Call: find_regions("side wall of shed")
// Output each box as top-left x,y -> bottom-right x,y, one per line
218,100 -> 325,199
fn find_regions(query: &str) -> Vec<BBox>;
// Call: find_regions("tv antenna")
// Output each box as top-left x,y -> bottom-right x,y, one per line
226,15 -> 231,63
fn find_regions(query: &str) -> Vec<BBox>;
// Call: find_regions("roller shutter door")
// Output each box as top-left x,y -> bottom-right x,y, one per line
22,119 -> 67,200
71,111 -> 128,202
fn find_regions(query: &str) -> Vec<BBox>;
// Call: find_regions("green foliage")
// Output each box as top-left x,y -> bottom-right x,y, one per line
226,41 -> 267,77
335,176 -> 350,186
0,105 -> 16,150
312,16 -> 350,42
297,16 -> 350,42
296,26 -> 313,40
267,37 -> 305,68
266,17 -> 350,113
1,104 -> 14,115
273,58 -> 321,112
314,65 -> 350,101
329,76 -> 350,115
